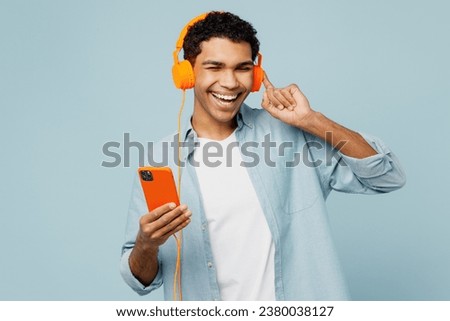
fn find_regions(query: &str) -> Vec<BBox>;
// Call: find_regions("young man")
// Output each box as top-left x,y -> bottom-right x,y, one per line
120,11 -> 405,300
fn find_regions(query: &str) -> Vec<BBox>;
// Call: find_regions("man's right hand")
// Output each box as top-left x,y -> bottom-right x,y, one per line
136,202 -> 192,250
129,203 -> 191,286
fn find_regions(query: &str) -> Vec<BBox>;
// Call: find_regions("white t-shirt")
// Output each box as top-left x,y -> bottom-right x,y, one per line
193,131 -> 276,300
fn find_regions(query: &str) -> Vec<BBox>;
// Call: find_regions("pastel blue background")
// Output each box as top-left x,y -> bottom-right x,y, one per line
1,0 -> 449,300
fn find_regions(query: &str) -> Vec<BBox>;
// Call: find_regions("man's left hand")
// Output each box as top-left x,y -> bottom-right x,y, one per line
261,72 -> 314,129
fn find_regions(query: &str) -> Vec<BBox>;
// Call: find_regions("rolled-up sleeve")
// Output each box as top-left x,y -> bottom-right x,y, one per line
306,132 -> 406,196
120,249 -> 163,295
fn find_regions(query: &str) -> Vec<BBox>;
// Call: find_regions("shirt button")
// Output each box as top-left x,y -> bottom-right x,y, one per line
201,224 -> 206,231
207,262 -> 213,268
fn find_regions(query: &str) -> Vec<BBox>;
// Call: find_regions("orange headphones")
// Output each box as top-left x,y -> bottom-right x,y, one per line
172,12 -> 264,92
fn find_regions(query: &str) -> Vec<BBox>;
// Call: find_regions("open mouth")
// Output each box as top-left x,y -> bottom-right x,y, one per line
211,92 -> 240,106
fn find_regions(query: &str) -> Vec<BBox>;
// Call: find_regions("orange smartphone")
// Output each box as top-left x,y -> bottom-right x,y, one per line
138,167 -> 180,212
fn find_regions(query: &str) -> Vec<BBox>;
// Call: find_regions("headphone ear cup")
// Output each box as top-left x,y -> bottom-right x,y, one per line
251,66 -> 264,92
172,60 -> 195,90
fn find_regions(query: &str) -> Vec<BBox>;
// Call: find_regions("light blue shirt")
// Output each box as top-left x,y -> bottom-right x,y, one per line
120,104 -> 406,300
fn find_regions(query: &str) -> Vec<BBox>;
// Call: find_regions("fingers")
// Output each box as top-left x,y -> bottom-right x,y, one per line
262,72 -> 297,111
152,204 -> 191,232
272,88 -> 297,110
139,203 -> 192,245
159,216 -> 191,240
261,91 -> 272,110
262,72 -> 274,90
261,91 -> 282,118
141,202 -> 176,224
262,85 -> 298,112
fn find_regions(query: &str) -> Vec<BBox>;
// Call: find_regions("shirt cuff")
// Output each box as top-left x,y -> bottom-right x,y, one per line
120,249 -> 163,295
338,132 -> 393,179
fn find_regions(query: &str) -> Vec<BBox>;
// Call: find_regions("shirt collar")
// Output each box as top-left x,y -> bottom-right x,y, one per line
181,103 -> 254,142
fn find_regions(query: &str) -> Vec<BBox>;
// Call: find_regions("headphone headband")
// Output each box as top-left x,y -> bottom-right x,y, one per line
173,13 -> 208,66
175,12 -> 209,50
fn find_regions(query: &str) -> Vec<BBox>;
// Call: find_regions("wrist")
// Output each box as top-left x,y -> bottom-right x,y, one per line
296,110 -> 322,131
135,233 -> 159,254
128,245 -> 159,286
129,240 -> 159,269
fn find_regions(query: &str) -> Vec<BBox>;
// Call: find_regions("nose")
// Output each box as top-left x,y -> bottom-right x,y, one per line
218,69 -> 239,89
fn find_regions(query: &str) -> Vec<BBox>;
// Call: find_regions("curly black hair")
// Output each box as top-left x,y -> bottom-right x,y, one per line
183,11 -> 260,65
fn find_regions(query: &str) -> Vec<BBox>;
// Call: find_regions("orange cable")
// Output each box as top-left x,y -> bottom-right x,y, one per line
172,89 -> 186,300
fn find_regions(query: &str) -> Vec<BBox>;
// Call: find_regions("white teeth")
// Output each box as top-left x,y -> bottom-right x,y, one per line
212,92 -> 238,101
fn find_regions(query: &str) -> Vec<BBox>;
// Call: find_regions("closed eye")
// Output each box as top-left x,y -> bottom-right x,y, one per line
237,66 -> 252,71
236,62 -> 254,72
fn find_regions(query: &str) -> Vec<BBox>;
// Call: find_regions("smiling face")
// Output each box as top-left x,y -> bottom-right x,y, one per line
191,37 -> 254,139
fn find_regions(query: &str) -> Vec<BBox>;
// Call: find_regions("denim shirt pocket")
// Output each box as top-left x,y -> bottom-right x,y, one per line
273,165 -> 319,215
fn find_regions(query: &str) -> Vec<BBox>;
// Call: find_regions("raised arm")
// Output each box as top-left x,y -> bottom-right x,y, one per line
261,73 -> 377,159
